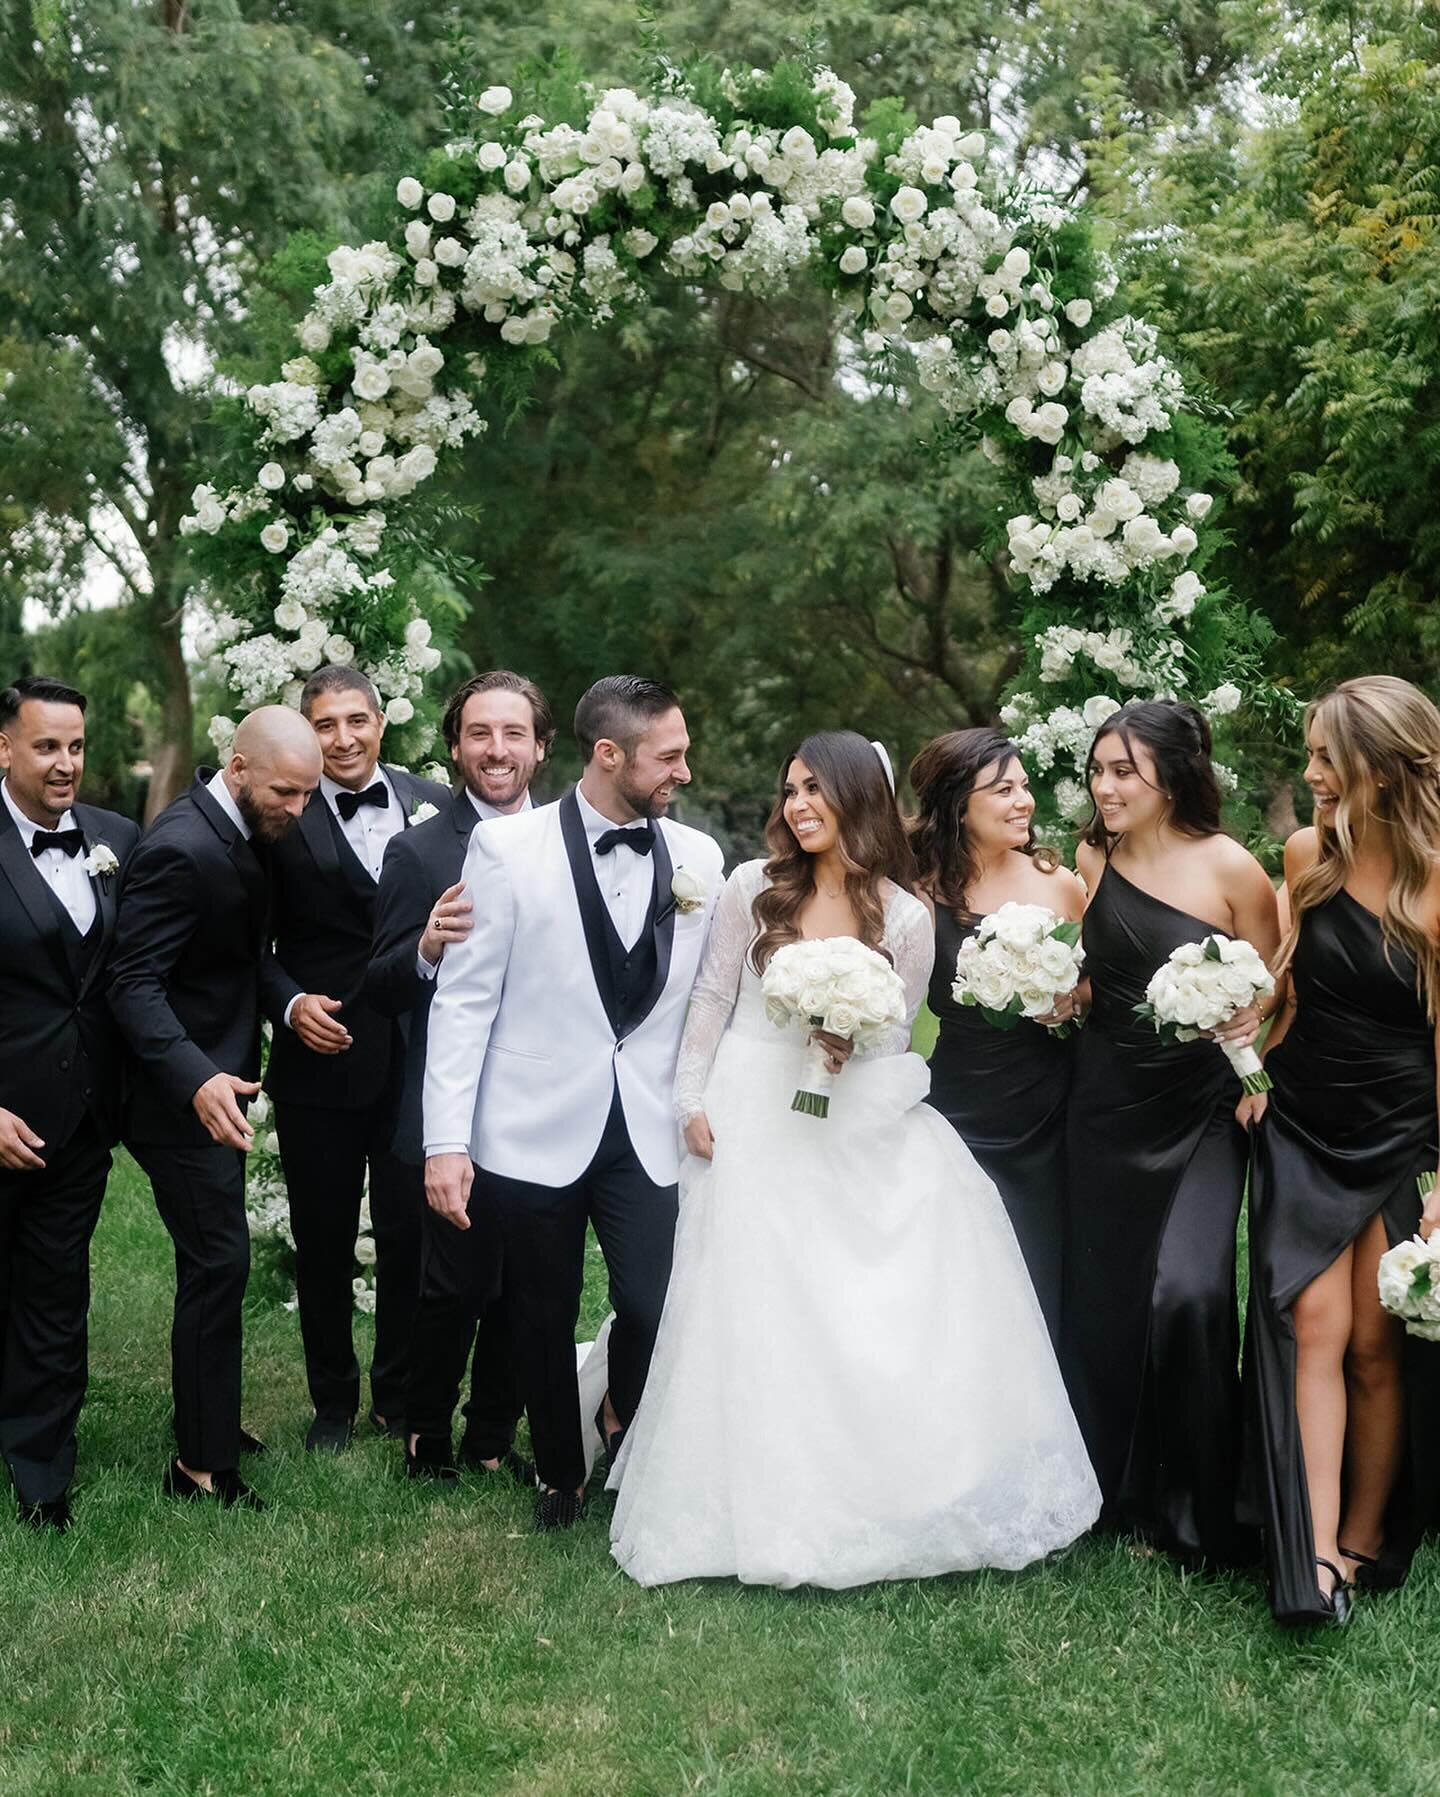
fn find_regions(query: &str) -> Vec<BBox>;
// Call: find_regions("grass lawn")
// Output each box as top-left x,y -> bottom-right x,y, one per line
2,1153 -> 1438,1796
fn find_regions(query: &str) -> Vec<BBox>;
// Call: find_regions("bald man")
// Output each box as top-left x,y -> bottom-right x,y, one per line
109,707 -> 320,1507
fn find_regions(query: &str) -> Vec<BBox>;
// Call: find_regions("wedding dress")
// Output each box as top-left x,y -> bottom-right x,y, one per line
609,861 -> 1100,1589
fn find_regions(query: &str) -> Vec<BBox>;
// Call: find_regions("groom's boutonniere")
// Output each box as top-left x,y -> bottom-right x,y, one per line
84,842 -> 119,879
409,801 -> 439,826
670,867 -> 707,916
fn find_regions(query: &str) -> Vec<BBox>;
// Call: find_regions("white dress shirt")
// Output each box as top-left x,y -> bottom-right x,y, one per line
321,764 -> 402,881
416,789 -> 533,981
205,767 -> 252,841
2,778 -> 97,935
576,785 -> 653,951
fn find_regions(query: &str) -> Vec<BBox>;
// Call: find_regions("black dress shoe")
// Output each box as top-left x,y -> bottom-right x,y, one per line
405,1435 -> 459,1482
533,1487 -> 587,1532
456,1436 -> 537,1484
239,1428 -> 268,1456
19,1496 -> 71,1534
368,1407 -> 407,1440
306,1414 -> 355,1454
163,1460 -> 265,1511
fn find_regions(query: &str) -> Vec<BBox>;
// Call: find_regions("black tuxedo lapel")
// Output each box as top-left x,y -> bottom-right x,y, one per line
74,804 -> 120,1000
0,801 -> 80,989
315,796 -> 380,910
297,790 -> 343,880
558,789 -> 621,1033
626,824 -> 676,1036
388,766 -> 429,830
192,776 -> 269,941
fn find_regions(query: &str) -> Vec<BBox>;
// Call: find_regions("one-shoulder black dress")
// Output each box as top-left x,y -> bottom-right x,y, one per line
1245,890 -> 1439,1621
1062,865 -> 1249,1562
928,906 -> 1072,1338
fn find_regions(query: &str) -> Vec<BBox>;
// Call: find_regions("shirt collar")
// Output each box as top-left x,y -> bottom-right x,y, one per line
2,778 -> 76,847
468,788 -> 533,824
575,783 -> 651,851
206,768 -> 251,842
320,764 -> 390,815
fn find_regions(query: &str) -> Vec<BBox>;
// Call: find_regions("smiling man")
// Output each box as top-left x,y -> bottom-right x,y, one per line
0,676 -> 139,1533
259,667 -> 448,1453
366,671 -> 552,1483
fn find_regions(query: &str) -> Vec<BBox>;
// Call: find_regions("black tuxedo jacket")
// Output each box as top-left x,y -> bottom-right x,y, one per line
0,795 -> 139,1155
365,786 -> 485,1163
259,764 -> 449,1113
107,773 -> 271,1148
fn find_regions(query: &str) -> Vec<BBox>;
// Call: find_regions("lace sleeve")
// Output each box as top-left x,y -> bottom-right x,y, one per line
874,889 -> 937,1049
673,860 -> 763,1123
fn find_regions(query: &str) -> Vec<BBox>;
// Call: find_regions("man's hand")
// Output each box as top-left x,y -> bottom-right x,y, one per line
420,881 -> 473,968
683,1113 -> 715,1161
192,1073 -> 261,1150
290,993 -> 352,1055
0,1106 -> 46,1172
425,1152 -> 474,1230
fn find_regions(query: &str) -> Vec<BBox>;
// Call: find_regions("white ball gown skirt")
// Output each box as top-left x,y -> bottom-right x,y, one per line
609,1033 -> 1101,1589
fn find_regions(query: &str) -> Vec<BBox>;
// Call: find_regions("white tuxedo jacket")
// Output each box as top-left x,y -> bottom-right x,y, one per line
422,790 -> 725,1187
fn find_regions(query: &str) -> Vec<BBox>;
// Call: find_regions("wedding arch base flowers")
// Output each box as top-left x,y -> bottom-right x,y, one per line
185,51 -> 1273,800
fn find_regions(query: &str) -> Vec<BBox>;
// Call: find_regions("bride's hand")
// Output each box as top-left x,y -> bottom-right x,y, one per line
683,1113 -> 715,1160
810,1029 -> 855,1075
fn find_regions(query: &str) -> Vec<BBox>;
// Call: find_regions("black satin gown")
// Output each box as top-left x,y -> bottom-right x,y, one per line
1245,890 -> 1439,1621
1062,865 -> 1249,1563
927,906 -> 1072,1338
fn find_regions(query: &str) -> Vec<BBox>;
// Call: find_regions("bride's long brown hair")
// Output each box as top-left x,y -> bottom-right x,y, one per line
1279,676 -> 1440,1020
750,731 -> 916,974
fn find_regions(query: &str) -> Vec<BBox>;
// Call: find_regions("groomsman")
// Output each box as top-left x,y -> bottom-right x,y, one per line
260,667 -> 448,1451
366,671 -> 552,1478
0,676 -> 138,1532
424,676 -> 725,1528
109,706 -> 321,1507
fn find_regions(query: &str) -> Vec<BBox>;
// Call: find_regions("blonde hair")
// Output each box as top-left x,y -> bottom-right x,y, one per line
1281,676 -> 1440,1019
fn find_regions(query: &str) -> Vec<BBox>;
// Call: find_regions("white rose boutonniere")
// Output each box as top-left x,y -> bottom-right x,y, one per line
670,867 -> 707,916
410,801 -> 440,826
84,843 -> 120,879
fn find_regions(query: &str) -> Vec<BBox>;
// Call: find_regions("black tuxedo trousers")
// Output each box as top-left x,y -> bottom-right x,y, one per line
482,1087 -> 678,1493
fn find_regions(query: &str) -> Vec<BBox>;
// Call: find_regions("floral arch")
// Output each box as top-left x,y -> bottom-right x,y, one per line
186,56 -> 1267,824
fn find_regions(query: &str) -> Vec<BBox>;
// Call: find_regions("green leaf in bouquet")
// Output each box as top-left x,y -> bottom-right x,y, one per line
1052,921 -> 1083,947
1203,938 -> 1224,961
979,1001 -> 1024,1032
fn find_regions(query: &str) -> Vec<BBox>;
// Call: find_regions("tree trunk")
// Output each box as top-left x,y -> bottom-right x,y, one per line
139,533 -> 194,824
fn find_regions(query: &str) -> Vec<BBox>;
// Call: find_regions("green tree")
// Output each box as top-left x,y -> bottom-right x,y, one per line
0,0 -> 450,815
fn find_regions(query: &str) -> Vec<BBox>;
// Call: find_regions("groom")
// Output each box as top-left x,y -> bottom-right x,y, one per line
423,676 -> 724,1528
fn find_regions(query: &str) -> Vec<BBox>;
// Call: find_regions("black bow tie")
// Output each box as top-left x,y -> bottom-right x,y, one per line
31,828 -> 84,859
595,823 -> 655,856
335,782 -> 388,822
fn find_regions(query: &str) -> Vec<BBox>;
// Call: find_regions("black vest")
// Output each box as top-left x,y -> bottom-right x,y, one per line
599,880 -> 660,1038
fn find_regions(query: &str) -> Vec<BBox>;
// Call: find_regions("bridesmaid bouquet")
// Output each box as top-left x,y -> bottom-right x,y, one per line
1377,1230 -> 1440,1341
949,902 -> 1085,1039
1133,936 -> 1275,1094
761,938 -> 908,1118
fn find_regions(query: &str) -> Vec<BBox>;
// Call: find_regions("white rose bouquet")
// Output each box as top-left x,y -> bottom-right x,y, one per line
950,903 -> 1085,1038
1133,936 -> 1275,1095
1377,1227 -> 1440,1341
760,937 -> 908,1118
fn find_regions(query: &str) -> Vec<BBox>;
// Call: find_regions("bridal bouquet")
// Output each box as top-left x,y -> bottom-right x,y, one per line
950,902 -> 1085,1038
1133,936 -> 1275,1095
1378,1228 -> 1440,1341
760,938 -> 908,1118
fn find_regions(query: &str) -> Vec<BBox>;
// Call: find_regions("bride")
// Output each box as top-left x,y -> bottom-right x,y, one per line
609,731 -> 1100,1588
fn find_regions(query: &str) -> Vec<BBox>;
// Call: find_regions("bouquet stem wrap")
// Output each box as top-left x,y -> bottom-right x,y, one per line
1221,1040 -> 1272,1096
792,1035 -> 837,1118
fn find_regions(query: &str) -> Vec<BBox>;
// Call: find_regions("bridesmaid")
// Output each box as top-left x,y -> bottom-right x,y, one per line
1244,676 -> 1440,1624
910,728 -> 1085,1337
1065,700 -> 1279,1563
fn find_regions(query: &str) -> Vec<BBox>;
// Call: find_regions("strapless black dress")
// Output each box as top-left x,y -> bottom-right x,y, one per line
1244,889 -> 1439,1620
927,906 -> 1072,1338
1062,865 -> 1249,1563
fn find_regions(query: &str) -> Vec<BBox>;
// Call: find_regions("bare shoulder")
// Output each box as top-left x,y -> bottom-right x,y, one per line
1282,826 -> 1321,885
1073,839 -> 1105,894
1036,860 -> 1087,918
1206,830 -> 1272,889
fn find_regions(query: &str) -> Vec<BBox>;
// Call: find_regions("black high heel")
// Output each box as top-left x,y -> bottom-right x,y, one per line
1315,1557 -> 1353,1625
1340,1542 -> 1401,1591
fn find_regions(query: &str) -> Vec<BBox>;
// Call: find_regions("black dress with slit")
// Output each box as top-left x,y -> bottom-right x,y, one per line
1062,864 -> 1249,1563
1244,889 -> 1438,1621
927,905 -> 1071,1339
